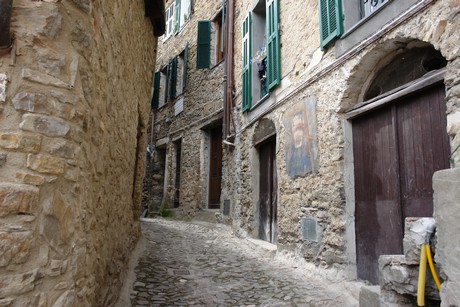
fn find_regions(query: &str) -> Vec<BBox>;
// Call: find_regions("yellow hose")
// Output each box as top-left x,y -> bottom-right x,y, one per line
417,243 -> 427,307
426,244 -> 441,291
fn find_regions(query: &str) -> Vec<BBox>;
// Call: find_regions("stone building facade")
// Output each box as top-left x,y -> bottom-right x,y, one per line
151,0 -> 460,305
146,0 -> 227,216
0,0 -> 161,305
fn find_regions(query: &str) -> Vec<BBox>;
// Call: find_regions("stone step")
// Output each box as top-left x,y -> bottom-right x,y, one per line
192,209 -> 219,223
359,285 -> 381,307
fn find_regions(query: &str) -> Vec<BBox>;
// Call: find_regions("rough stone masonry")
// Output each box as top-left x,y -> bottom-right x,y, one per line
0,0 -> 157,306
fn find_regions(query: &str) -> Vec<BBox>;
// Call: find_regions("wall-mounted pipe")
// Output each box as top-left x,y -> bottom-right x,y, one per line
223,0 -> 235,141
0,0 -> 13,55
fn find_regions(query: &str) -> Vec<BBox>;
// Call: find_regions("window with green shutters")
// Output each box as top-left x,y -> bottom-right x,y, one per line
182,44 -> 188,90
175,0 -> 181,34
266,0 -> 280,90
170,57 -> 178,99
242,13 -> 252,112
196,21 -> 211,69
242,0 -> 281,112
152,71 -> 161,109
318,0 -> 343,49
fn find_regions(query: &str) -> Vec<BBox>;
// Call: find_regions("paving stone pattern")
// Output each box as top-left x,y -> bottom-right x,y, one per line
129,219 -> 358,306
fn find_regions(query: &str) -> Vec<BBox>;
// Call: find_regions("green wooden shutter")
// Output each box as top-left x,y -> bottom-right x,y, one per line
242,13 -> 252,112
183,44 -> 189,90
318,0 -> 343,49
196,21 -> 211,69
266,0 -> 281,90
175,0 -> 181,34
165,64 -> 170,102
170,56 -> 178,99
152,71 -> 161,109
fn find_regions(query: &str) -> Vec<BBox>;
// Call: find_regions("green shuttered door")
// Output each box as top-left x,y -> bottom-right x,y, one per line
318,0 -> 343,49
196,21 -> 211,69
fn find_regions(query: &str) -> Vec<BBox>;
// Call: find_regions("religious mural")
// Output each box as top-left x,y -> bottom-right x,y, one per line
283,98 -> 319,178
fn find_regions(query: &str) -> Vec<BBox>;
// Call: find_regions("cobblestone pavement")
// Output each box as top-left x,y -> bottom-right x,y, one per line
123,218 -> 360,307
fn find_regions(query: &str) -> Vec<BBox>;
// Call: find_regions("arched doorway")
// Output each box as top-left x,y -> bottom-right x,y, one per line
253,119 -> 278,243
348,46 -> 450,284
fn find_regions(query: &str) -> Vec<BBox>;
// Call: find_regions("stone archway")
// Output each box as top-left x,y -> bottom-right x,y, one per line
341,41 -> 450,284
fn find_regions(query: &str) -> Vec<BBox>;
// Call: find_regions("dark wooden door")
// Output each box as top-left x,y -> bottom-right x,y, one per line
259,139 -> 277,243
174,140 -> 181,208
353,83 -> 449,284
397,85 -> 450,217
209,127 -> 223,209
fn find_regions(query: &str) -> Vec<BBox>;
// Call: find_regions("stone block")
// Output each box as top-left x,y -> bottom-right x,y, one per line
433,168 -> 460,307
0,133 -> 42,153
0,74 -> 6,103
403,217 -> 435,264
12,92 -> 48,113
20,114 -> 70,137
0,298 -> 14,307
52,290 -> 75,307
0,231 -> 33,267
21,68 -> 69,89
359,286 -> 380,307
15,172 -> 46,186
0,269 -> 42,298
0,153 -> 6,167
27,154 -> 65,175
42,139 -> 80,159
0,183 -> 39,217
42,191 -> 75,244
379,255 -> 439,300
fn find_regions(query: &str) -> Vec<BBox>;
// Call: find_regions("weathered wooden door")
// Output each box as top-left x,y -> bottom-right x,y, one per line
209,127 -> 223,209
259,139 -> 278,243
174,140 -> 182,208
353,83 -> 450,284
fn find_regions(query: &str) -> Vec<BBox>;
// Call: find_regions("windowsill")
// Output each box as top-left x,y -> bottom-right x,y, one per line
251,92 -> 270,111
210,59 -> 224,71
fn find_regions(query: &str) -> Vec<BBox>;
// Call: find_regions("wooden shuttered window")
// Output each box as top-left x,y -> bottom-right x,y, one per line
196,21 -> 211,69
266,0 -> 280,90
183,44 -> 189,90
175,0 -> 181,34
318,0 -> 343,49
152,71 -> 161,109
242,13 -> 252,112
170,56 -> 178,99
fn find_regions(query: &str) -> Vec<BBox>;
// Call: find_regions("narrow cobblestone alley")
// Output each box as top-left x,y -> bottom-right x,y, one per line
118,219 -> 361,307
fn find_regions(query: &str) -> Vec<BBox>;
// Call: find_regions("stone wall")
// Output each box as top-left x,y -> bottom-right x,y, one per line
0,0 -> 157,306
223,0 -> 460,281
146,0 -> 226,215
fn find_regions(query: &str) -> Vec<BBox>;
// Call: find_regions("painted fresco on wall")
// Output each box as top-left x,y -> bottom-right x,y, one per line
284,98 -> 319,178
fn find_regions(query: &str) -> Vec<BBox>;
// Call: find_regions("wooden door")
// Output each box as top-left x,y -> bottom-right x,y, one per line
353,83 -> 449,284
259,139 -> 277,243
174,140 -> 181,208
209,127 -> 223,209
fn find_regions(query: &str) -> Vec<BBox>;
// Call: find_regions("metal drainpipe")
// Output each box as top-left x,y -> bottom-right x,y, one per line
0,0 -> 13,56
224,0 -> 235,141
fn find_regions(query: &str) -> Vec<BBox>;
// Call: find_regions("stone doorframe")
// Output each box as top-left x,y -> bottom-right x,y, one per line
342,68 -> 447,278
250,118 -> 278,240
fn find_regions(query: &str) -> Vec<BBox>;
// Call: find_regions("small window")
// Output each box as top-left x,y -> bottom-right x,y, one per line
176,45 -> 189,96
196,21 -> 211,69
361,0 -> 388,18
211,10 -> 224,66
242,0 -> 280,111
177,0 -> 192,31
164,3 -> 175,40
158,65 -> 169,107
